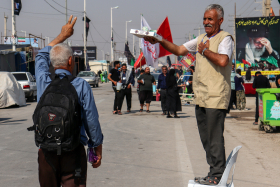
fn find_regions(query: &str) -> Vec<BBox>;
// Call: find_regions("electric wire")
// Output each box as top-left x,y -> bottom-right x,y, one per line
51,0 -> 84,13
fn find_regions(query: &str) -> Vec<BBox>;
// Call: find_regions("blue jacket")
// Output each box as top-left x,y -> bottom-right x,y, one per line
35,46 -> 103,148
157,73 -> 168,89
234,75 -> 244,91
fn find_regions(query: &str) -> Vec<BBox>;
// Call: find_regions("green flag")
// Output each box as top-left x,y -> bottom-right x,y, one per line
193,34 -> 196,39
131,58 -> 135,66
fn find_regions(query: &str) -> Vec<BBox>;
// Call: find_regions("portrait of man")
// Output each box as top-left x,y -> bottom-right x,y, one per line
236,17 -> 280,71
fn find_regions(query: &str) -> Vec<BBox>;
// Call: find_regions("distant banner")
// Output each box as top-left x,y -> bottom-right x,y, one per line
236,16 -> 280,74
4,37 -> 38,48
179,53 -> 196,68
241,71 -> 280,76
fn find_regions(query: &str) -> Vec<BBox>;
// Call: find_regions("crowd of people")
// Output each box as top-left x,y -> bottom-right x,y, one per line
107,62 -> 189,117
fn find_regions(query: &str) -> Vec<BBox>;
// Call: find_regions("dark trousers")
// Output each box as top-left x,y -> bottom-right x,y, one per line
160,89 -> 167,113
38,143 -> 87,187
255,93 -> 259,122
120,88 -> 132,110
229,90 -> 236,108
113,88 -> 122,111
195,105 -> 226,178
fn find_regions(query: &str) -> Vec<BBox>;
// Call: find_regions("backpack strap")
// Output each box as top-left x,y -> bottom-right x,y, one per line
49,73 -> 60,81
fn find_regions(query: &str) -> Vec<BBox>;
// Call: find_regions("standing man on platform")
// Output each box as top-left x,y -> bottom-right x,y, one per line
144,4 -> 234,185
157,66 -> 168,115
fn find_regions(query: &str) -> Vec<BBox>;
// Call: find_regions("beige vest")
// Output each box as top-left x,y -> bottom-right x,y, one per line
193,31 -> 233,109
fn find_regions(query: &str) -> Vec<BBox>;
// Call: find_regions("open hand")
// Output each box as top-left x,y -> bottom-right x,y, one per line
143,36 -> 159,44
198,40 -> 209,55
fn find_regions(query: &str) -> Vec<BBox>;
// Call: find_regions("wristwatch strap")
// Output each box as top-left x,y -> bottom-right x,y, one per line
202,48 -> 208,56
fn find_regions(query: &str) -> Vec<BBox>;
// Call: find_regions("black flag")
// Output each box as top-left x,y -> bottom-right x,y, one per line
82,17 -> 91,41
124,42 -> 135,65
14,0 -> 22,16
166,56 -> 171,67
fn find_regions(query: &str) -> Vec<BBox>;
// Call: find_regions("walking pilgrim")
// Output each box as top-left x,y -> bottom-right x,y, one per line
144,4 -> 234,185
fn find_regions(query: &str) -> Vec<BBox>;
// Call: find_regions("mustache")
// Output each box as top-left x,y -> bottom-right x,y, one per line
204,24 -> 213,27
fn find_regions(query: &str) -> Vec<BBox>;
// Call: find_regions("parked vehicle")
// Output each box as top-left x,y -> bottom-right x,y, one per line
11,72 -> 37,102
0,72 -> 26,108
77,71 -> 100,87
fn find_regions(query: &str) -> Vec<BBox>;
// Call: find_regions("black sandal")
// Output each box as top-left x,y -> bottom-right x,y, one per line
194,176 -> 209,184
199,176 -> 221,185
146,110 -> 150,113
139,109 -> 143,112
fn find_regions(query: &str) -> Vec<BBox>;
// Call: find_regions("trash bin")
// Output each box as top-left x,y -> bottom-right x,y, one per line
100,73 -> 104,83
256,88 -> 280,133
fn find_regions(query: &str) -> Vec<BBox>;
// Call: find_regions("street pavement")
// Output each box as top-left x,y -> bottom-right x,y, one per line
0,82 -> 280,187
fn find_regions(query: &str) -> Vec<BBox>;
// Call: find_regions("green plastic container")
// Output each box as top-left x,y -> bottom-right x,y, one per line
256,88 -> 280,128
100,74 -> 104,83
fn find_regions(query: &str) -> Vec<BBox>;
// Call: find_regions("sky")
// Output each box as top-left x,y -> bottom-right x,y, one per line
0,0 -> 280,62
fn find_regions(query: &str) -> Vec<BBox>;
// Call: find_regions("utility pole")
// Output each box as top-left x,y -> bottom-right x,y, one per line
11,0 -> 16,51
65,0 -> 68,44
229,3 -> 240,63
194,26 -> 204,36
133,35 -> 135,57
111,6 -> 119,63
4,13 -> 8,37
84,0 -> 87,67
264,0 -> 271,16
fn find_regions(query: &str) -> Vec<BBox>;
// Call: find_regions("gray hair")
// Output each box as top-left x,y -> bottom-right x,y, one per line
50,43 -> 73,68
205,4 -> 224,19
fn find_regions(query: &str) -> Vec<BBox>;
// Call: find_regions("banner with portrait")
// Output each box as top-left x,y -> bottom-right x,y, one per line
235,16 -> 280,75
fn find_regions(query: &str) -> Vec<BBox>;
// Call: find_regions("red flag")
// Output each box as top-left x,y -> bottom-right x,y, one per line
242,59 -> 251,66
157,17 -> 173,58
134,52 -> 146,69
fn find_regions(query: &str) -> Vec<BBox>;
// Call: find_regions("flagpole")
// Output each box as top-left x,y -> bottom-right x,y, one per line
11,0 -> 16,51
84,0 -> 87,67
65,0 -> 68,44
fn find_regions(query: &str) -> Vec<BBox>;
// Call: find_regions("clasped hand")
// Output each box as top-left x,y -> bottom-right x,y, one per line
198,40 -> 209,55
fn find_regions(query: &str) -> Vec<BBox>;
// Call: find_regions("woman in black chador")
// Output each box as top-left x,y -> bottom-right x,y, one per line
166,69 -> 182,118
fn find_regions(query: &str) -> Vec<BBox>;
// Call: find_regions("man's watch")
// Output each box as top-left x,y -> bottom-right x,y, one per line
202,48 -> 208,56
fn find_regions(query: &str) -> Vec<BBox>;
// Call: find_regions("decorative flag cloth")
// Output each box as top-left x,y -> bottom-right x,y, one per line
134,52 -> 146,69
157,17 -> 173,58
270,7 -> 275,16
141,15 -> 160,67
14,0 -> 22,16
124,42 -> 135,66
131,58 -> 135,66
179,53 -> 196,68
82,17 -> 91,41
18,38 -> 25,43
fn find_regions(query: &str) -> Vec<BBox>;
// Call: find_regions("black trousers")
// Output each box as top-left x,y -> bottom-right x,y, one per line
255,93 -> 259,122
229,90 -> 236,108
113,88 -> 122,111
160,89 -> 167,113
120,88 -> 132,110
195,105 -> 226,178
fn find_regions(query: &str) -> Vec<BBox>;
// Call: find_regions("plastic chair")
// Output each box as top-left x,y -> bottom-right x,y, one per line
188,146 -> 242,187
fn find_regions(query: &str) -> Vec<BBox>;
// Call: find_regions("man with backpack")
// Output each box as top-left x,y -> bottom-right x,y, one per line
31,16 -> 103,186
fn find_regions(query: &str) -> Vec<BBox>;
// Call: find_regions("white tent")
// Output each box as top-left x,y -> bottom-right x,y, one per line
0,72 -> 26,108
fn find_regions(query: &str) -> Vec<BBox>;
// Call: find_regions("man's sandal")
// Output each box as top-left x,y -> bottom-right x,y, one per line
146,110 -> 150,113
194,176 -> 209,184
139,109 -> 143,112
199,176 -> 221,185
